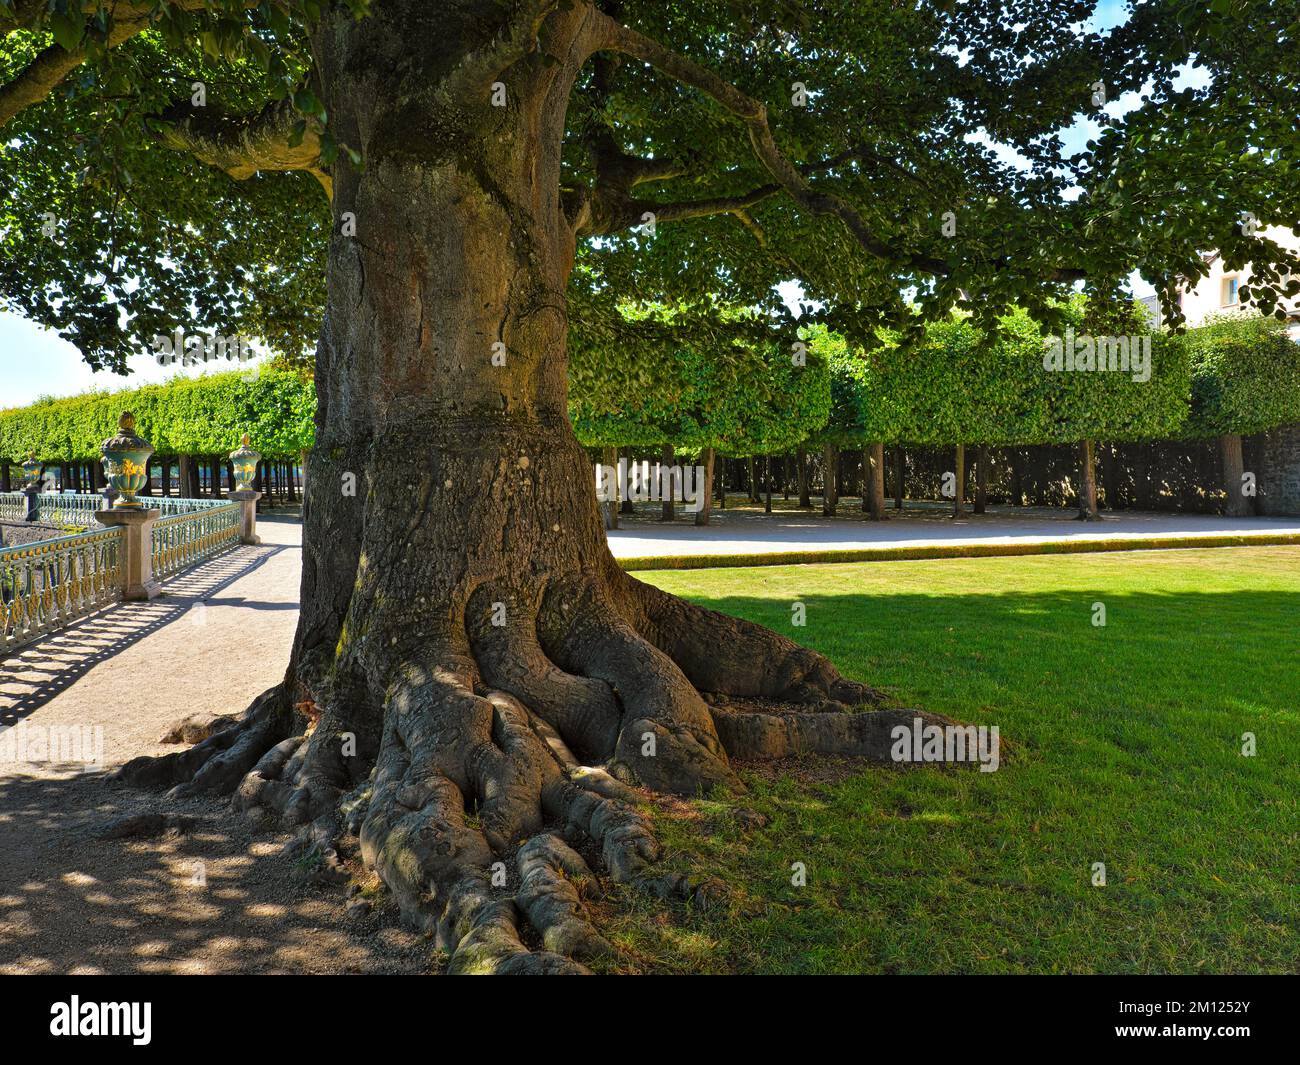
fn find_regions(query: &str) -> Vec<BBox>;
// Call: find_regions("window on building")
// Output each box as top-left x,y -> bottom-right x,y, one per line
1222,276 -> 1240,306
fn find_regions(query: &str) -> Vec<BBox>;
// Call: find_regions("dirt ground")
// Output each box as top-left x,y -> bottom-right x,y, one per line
0,512 -> 439,975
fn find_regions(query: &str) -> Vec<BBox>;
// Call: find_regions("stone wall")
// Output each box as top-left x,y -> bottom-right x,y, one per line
1258,422 -> 1300,516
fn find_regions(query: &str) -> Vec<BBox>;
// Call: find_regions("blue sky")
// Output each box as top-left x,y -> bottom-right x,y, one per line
0,1 -> 1180,406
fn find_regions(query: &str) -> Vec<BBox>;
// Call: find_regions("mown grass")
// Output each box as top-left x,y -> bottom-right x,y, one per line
604,545 -> 1299,974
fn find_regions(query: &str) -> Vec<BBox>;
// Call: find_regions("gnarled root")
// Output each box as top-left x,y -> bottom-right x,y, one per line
114,568 -> 959,973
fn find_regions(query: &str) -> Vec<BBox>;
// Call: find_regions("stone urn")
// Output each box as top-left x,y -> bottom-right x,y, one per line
230,432 -> 261,492
100,411 -> 153,508
21,451 -> 43,488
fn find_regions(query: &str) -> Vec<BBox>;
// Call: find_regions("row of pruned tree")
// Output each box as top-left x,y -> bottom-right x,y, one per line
572,300 -> 1300,523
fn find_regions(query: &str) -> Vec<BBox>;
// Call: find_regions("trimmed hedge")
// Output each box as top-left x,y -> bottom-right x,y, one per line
0,367 -> 315,462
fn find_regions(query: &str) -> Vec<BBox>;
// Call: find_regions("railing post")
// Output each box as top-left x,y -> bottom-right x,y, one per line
94,507 -> 161,600
227,490 -> 262,544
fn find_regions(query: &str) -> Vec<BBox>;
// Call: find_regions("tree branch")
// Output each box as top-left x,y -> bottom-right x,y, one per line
593,10 -> 1086,285
0,14 -> 148,127
155,97 -> 332,199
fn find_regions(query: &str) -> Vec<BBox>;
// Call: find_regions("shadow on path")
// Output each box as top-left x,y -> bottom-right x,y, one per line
0,544 -> 288,727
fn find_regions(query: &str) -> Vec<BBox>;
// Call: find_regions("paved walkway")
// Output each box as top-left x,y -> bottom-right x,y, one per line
608,499 -> 1300,562
0,513 -> 436,974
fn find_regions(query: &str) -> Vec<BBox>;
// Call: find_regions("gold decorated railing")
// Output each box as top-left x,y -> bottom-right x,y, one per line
150,502 -> 241,580
0,527 -> 124,652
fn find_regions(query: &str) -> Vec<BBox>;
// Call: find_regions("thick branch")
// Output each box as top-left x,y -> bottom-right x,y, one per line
156,98 -> 332,199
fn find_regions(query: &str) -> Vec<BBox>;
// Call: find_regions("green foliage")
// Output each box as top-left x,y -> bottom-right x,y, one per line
570,303 -> 829,456
1181,314 -> 1300,438
0,366 -> 315,461
1036,297 -> 1190,443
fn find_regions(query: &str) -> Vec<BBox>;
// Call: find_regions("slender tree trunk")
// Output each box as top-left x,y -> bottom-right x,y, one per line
659,443 -> 675,522
862,442 -> 886,519
1077,439 -> 1101,520
796,446 -> 811,507
745,454 -> 758,502
1220,433 -> 1248,517
2,463 -> 11,492
694,447 -> 715,526
782,453 -> 790,500
822,442 -> 839,516
951,444 -> 965,517
974,445 -> 987,514
601,445 -> 618,530
894,445 -> 905,510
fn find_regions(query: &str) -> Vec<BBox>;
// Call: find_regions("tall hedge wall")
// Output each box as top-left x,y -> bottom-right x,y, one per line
0,367 -> 315,462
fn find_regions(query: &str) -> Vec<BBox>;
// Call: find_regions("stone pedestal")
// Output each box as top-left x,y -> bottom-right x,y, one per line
228,490 -> 262,544
96,507 -> 162,601
22,484 -> 39,522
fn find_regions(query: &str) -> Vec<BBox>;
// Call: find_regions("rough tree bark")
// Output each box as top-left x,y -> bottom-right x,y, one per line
796,446 -> 811,507
115,0 -> 947,975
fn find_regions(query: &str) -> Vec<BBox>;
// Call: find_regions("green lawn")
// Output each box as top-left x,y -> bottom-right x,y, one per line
607,546 -> 1299,974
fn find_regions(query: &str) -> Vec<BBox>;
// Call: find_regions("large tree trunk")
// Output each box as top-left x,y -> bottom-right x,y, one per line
862,442 -> 886,520
1077,439 -> 1101,520
796,446 -> 811,507
115,0 -> 934,975
1220,433 -> 1248,517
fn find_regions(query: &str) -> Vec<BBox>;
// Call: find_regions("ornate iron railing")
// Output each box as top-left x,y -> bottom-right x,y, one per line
0,492 -> 235,527
150,502 -> 241,580
0,527 -> 124,652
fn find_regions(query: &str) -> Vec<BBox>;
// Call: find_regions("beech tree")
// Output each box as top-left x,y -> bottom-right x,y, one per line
2,0 -> 1297,973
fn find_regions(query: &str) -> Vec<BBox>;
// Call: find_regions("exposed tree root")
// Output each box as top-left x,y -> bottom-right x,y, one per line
114,571 -> 957,974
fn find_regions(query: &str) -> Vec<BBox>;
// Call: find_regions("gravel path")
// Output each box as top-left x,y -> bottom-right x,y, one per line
0,512 -> 436,975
